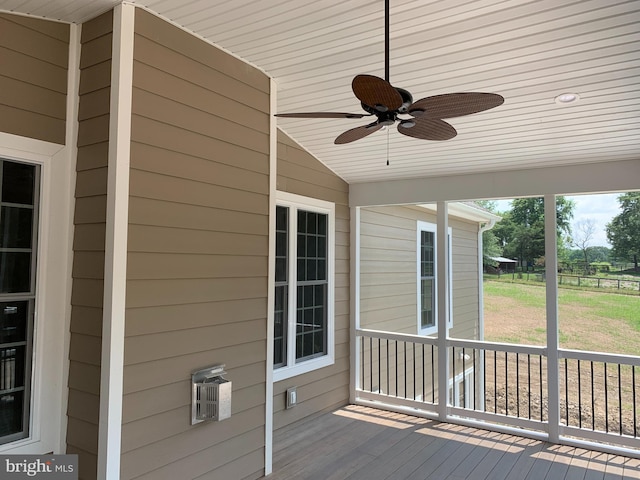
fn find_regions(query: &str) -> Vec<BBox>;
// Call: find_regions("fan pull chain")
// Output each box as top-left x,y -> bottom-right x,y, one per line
386,128 -> 390,166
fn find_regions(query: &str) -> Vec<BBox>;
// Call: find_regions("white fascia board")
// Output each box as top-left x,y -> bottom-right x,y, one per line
349,159 -> 640,207
416,202 -> 502,224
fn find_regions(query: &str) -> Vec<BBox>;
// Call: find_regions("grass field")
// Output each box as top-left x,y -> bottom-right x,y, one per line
483,280 -> 640,355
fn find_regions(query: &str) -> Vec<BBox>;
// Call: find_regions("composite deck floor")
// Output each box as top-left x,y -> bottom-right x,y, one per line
267,405 -> 640,480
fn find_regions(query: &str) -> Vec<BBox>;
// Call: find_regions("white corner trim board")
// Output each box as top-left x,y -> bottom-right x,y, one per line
97,4 -> 134,480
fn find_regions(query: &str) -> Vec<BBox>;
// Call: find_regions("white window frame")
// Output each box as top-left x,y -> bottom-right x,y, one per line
273,191 -> 335,382
0,133 -> 73,455
416,221 -> 452,336
449,366 -> 475,408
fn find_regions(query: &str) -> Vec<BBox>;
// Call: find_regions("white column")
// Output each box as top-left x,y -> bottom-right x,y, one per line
264,77 -> 278,476
544,194 -> 560,443
350,206 -> 361,402
98,4 -> 134,479
437,202 -> 449,420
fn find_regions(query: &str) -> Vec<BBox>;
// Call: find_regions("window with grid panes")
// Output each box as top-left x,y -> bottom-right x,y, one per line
273,193 -> 334,380
0,159 -> 38,445
417,221 -> 452,335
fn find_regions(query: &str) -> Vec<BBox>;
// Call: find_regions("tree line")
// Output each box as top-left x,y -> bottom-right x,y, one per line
480,192 -> 640,272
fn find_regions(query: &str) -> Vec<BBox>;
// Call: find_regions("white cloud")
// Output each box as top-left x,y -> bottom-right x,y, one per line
567,193 -> 621,247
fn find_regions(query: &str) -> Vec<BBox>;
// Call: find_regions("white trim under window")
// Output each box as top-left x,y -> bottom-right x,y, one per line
273,191 -> 335,382
417,221 -> 452,336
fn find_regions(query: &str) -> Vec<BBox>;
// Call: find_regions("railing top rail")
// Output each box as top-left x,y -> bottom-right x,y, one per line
356,328 -> 437,346
448,338 -> 547,356
559,347 -> 640,366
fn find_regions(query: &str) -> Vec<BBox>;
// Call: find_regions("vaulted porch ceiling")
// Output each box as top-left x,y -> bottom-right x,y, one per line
2,0 -> 639,184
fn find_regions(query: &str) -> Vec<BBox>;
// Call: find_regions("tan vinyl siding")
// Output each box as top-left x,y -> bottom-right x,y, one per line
119,9 -> 270,480
66,10 -> 113,480
359,205 -> 481,401
273,130 -> 350,430
360,205 -> 480,338
0,13 -> 69,144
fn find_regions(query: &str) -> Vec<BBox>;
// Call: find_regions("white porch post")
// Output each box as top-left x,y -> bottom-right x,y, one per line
437,202 -> 449,420
350,206 -> 361,402
544,194 -> 560,443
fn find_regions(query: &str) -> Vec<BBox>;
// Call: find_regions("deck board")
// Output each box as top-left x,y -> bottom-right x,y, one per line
266,406 -> 640,480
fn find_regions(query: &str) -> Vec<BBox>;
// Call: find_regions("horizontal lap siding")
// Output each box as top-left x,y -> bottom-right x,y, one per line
360,206 -> 480,339
450,220 -> 481,340
0,13 -> 68,143
120,10 -> 269,480
273,131 -> 350,430
67,10 -> 113,480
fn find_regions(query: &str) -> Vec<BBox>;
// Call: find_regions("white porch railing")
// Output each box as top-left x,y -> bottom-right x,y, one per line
354,328 -> 640,458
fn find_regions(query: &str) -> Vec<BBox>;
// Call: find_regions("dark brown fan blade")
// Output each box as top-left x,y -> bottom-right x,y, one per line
397,117 -> 457,141
334,122 -> 383,144
409,92 -> 504,119
352,74 -> 403,111
275,112 -> 371,119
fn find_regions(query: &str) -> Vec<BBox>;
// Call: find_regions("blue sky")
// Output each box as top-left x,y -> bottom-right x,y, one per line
494,193 -> 622,247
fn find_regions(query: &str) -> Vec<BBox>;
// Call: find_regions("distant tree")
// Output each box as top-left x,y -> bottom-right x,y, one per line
606,192 -> 640,271
589,246 -> 610,263
569,219 -> 596,272
482,229 -> 502,266
476,200 -> 498,212
497,197 -> 574,267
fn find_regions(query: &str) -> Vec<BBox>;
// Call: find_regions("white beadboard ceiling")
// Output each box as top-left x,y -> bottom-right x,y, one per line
2,0 -> 639,184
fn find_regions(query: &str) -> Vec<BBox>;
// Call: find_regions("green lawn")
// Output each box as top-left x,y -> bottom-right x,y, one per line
483,280 -> 640,355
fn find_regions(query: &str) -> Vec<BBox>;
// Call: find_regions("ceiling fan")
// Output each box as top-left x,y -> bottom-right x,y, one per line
275,0 -> 504,145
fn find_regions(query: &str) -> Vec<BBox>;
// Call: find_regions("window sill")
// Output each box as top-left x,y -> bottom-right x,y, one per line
273,355 -> 334,383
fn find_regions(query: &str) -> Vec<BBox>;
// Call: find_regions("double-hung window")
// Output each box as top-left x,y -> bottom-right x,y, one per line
273,192 -> 334,381
417,221 -> 452,335
0,159 -> 38,445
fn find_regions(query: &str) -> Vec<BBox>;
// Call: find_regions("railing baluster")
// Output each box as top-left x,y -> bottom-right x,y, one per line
361,336 -> 365,391
462,347 -> 467,408
378,338 -> 381,395
565,358 -> 569,426
528,354 -> 532,420
452,346 -> 456,407
505,351 -> 508,416
386,339 -> 390,396
404,341 -> 407,399
395,340 -> 398,397
633,365 -> 637,438
370,337 -> 373,392
618,363 -> 622,436
605,363 -> 609,433
578,359 -> 582,429
591,361 -> 595,431
431,345 -> 435,403
516,352 -> 520,418
539,355 -> 543,422
413,343 -> 416,400
473,348 -> 477,411
422,344 -> 425,402
494,350 -> 497,414
483,348 -> 487,412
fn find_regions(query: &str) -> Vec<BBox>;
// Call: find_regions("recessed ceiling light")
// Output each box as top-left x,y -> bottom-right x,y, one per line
554,92 -> 580,105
